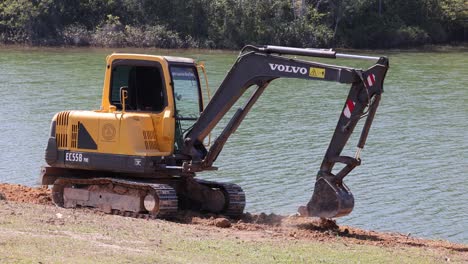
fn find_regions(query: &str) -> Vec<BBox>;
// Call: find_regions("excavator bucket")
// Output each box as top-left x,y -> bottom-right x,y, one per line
306,177 -> 354,218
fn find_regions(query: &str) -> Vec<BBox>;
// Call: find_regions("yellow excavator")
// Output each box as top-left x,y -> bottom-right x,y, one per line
40,45 -> 389,219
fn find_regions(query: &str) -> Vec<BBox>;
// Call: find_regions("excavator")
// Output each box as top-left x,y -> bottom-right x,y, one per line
40,45 -> 389,219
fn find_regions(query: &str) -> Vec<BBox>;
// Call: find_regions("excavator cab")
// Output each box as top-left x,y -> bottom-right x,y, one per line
108,57 -> 206,152
106,55 -> 207,157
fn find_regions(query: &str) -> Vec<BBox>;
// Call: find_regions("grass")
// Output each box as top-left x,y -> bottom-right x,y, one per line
0,201 -> 462,264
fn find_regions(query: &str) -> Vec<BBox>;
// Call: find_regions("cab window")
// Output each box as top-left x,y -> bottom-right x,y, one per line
110,64 -> 165,111
171,66 -> 202,119
171,66 -> 202,151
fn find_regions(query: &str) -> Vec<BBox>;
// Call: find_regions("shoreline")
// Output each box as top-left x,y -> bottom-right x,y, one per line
0,182 -> 466,248
0,43 -> 467,53
1,182 -> 467,263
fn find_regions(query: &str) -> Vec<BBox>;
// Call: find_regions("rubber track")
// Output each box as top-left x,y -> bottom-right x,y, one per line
52,177 -> 178,219
195,179 -> 246,218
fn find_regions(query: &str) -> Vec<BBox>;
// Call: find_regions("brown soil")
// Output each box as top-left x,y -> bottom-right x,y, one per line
179,211 -> 467,255
0,183 -> 466,256
0,183 -> 52,205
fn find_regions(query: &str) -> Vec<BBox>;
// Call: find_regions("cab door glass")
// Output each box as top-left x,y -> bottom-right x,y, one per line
170,66 -> 202,150
171,67 -> 202,118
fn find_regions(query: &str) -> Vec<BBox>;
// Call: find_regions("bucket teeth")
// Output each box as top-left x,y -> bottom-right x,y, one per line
306,177 -> 354,218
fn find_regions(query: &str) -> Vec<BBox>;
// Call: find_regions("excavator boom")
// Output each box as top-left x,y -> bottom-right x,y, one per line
182,45 -> 389,218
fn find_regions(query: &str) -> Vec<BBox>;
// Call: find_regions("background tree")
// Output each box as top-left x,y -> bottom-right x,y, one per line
0,0 -> 465,48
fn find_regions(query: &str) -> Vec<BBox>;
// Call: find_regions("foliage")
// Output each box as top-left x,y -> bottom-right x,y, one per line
0,0 -> 465,48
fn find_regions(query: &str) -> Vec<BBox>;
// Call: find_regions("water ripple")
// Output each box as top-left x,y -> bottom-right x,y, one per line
0,48 -> 466,243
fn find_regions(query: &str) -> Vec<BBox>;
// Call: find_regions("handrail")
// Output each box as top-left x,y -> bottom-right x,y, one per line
197,63 -> 212,147
242,45 -> 381,61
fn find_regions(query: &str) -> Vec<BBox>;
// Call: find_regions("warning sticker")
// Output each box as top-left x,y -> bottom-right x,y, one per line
343,99 -> 355,118
309,67 -> 325,78
366,73 -> 376,87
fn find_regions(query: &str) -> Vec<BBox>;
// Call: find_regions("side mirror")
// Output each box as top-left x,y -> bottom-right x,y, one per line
120,86 -> 128,112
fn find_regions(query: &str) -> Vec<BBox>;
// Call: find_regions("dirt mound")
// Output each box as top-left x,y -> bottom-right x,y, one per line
0,183 -> 52,205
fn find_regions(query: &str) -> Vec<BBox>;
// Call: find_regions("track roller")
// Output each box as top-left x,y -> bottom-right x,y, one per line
52,178 -> 178,219
194,179 -> 246,218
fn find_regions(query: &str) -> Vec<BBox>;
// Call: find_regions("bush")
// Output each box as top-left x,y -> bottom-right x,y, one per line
125,25 -> 189,48
140,25 -> 184,48
62,25 -> 91,46
392,26 -> 430,47
0,29 -> 28,44
426,22 -> 448,43
91,15 -> 127,47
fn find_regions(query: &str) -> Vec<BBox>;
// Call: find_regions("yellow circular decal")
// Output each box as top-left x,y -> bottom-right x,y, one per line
102,123 -> 116,141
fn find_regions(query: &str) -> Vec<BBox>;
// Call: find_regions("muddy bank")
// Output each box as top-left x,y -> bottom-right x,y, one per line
0,183 -> 52,205
0,182 -> 466,256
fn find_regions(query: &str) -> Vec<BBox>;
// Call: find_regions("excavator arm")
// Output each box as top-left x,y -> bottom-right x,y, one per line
182,45 -> 389,218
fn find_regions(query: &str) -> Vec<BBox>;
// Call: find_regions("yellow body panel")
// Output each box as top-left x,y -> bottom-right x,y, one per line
119,112 -> 172,156
97,112 -> 121,154
53,53 -> 178,157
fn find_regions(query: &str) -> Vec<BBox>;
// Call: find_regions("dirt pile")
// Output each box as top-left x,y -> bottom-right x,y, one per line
0,183 -> 52,205
169,206 -> 467,253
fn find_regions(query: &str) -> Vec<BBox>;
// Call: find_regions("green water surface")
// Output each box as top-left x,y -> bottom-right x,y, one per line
0,46 -> 466,243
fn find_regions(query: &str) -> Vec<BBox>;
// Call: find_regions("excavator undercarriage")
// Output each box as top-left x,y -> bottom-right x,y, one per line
40,45 -> 389,220
43,167 -> 245,218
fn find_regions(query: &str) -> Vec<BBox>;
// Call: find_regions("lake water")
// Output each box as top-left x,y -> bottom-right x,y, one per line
0,46 -> 466,244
